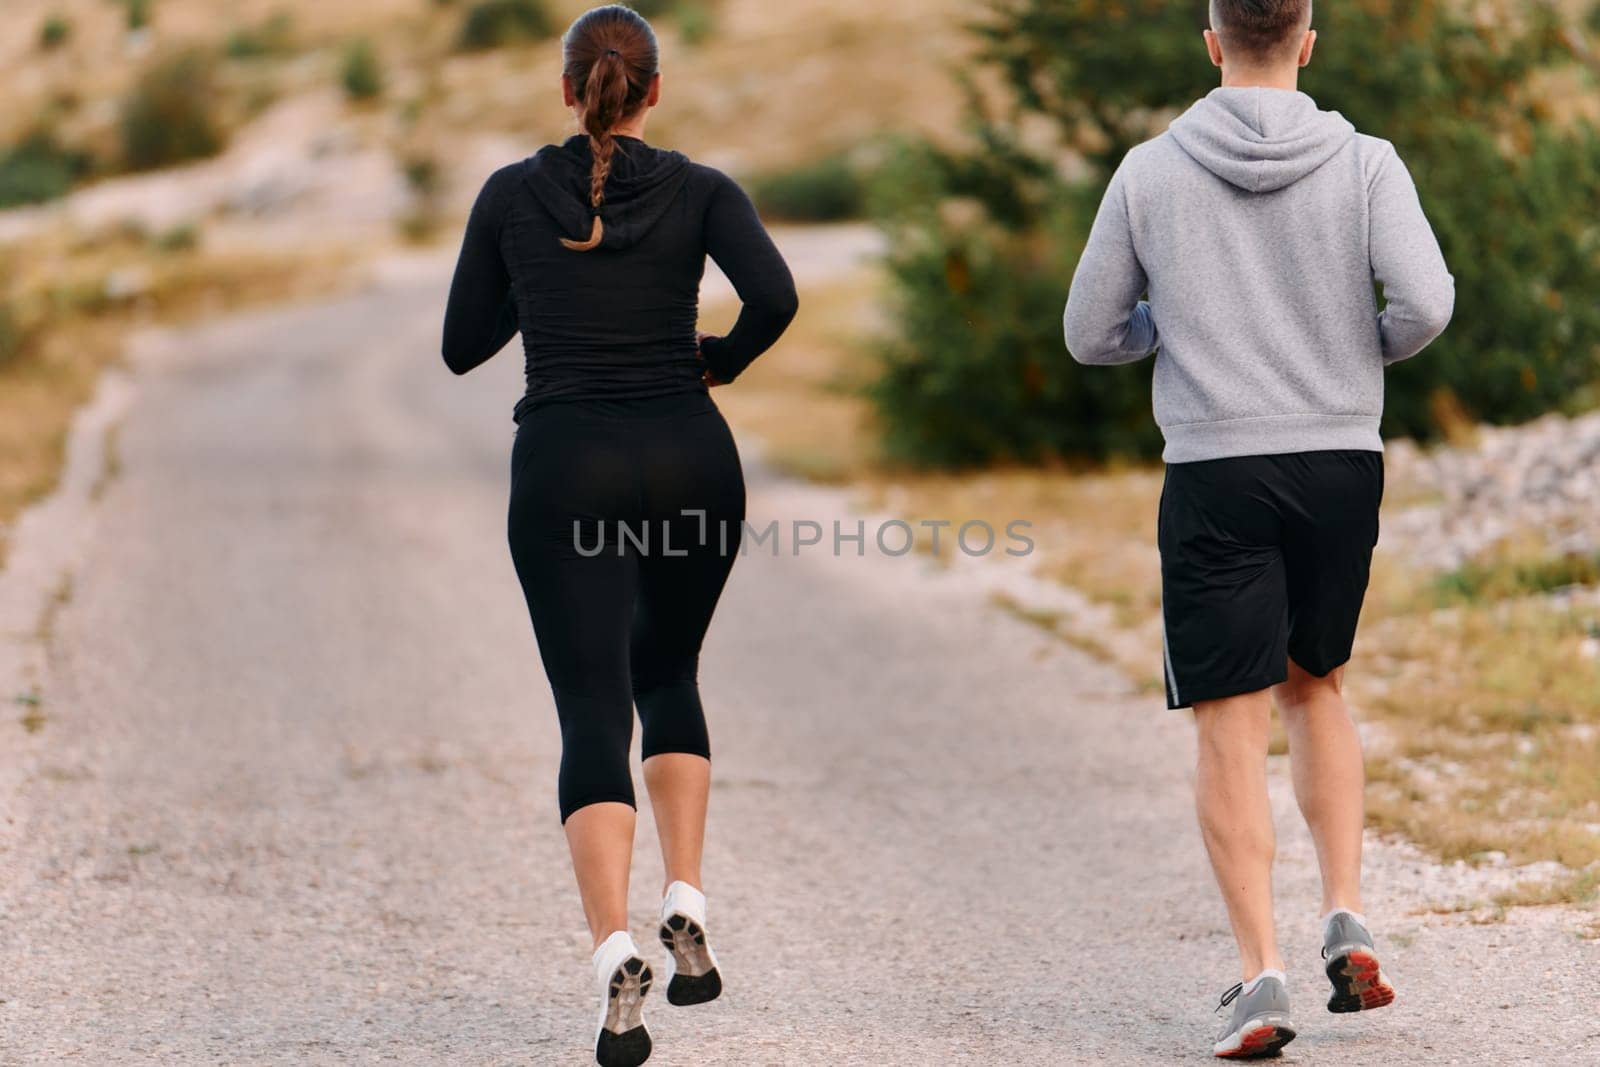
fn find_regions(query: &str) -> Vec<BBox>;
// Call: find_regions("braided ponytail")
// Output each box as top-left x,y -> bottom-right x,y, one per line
559,7 -> 661,252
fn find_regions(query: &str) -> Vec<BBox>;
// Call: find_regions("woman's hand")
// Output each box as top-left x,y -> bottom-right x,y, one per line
696,331 -> 726,388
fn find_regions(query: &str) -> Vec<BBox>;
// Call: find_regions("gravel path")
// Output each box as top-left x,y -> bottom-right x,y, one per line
1,250 -> 1596,1065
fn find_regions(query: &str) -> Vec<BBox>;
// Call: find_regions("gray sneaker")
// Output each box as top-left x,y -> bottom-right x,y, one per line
1322,910 -> 1396,1013
1213,972 -> 1297,1059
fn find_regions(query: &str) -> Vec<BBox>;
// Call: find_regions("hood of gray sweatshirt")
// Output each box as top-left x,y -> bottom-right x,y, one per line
1064,87 -> 1455,463
1168,87 -> 1354,193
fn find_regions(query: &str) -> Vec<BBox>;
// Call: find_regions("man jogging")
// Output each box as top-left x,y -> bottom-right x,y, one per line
1064,1 -> 1453,1059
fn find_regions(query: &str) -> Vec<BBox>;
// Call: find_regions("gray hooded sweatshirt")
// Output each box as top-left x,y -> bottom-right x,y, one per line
1063,87 -> 1454,463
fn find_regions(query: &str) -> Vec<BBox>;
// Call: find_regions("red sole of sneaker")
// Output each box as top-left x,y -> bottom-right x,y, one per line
1216,1023 -> 1297,1059
1327,949 -> 1396,1013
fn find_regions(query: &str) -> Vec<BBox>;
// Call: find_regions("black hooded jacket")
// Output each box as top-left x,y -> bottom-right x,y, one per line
442,136 -> 799,419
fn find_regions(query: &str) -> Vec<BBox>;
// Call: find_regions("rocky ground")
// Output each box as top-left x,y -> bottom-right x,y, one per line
1385,412 -> 1600,571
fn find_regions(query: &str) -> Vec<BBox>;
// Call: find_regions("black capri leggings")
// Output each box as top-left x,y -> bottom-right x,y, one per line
507,391 -> 745,822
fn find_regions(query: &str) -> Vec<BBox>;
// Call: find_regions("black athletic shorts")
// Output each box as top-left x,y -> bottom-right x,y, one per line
1158,450 -> 1383,710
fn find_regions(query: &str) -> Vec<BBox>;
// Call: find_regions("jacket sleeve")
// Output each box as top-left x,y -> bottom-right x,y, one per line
1368,144 -> 1454,366
1063,164 -> 1159,366
698,174 -> 800,384
441,171 -> 519,376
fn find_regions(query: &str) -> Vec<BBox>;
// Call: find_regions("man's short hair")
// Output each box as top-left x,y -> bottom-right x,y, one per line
1209,0 -> 1313,62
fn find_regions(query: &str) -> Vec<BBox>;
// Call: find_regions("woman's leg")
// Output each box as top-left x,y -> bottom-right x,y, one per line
632,532 -> 738,892
566,803 -> 638,947
525,546 -> 641,946
642,755 -> 710,893
631,407 -> 744,892
523,540 -> 640,946
630,425 -> 741,1007
509,415 -> 644,948
520,545 -> 641,947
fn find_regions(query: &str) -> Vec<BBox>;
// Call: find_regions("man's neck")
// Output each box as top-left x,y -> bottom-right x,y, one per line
1220,68 -> 1300,91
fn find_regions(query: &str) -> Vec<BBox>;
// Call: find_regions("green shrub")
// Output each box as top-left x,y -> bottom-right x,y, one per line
0,302 -> 23,370
340,39 -> 384,101
1433,551 -> 1600,606
119,51 -> 225,172
401,154 -> 442,198
224,14 -> 293,59
677,3 -> 716,46
0,152 -> 71,208
623,1 -> 716,42
397,151 -> 445,243
223,31 -> 263,59
124,0 -> 151,32
397,207 -> 441,244
456,0 -> 553,51
872,0 -> 1600,466
0,129 -> 92,209
869,141 -> 1161,466
39,14 -> 72,50
153,223 -> 200,253
748,152 -> 871,223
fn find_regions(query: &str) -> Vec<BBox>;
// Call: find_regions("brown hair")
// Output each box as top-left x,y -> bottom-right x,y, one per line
1209,0 -> 1312,63
559,5 -> 660,252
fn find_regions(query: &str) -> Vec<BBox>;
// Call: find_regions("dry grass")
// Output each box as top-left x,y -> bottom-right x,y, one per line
0,226 -> 350,556
428,0 -> 979,171
1357,557 -> 1600,870
873,468 -> 1163,621
3,0 -> 980,186
0,317 -> 121,555
709,268 -> 885,483
721,269 -> 1600,898
1420,867 -> 1600,924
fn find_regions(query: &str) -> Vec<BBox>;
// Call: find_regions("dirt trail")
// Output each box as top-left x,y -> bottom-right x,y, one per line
0,241 -> 1596,1064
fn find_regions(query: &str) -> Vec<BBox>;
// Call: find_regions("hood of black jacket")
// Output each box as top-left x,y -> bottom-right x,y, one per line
521,135 -> 691,251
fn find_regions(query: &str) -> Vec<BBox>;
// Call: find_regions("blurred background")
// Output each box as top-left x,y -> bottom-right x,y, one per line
1,0 -> 1599,1060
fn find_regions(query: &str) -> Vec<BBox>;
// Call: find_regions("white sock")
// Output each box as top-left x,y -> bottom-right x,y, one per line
1320,907 -> 1368,938
592,930 -> 637,985
662,880 -> 707,925
1243,968 -> 1287,993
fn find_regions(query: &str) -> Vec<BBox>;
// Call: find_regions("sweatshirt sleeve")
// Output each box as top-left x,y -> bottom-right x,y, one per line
698,174 -> 800,384
1063,164 -> 1159,366
1368,144 -> 1454,366
442,170 -> 519,376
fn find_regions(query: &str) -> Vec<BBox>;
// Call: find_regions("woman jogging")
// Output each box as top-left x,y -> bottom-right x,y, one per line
440,7 -> 798,1064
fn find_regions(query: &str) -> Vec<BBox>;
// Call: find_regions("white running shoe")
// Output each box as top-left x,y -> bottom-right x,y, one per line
592,930 -> 652,1067
657,881 -> 722,1006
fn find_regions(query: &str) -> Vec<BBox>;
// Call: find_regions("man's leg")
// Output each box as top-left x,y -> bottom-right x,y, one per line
1275,660 -> 1363,915
1193,688 -> 1284,981
1276,658 -> 1395,1013
1275,451 -> 1395,1013
1277,450 -> 1383,919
